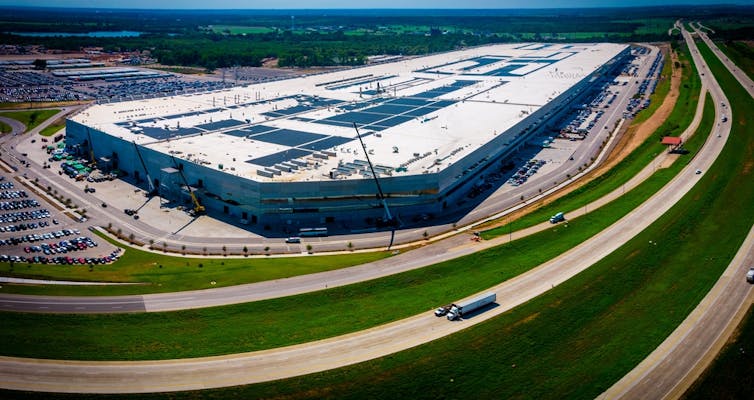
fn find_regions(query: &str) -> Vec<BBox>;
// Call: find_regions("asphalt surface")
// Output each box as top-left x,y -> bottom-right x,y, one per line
598,22 -> 754,400
0,33 -> 736,392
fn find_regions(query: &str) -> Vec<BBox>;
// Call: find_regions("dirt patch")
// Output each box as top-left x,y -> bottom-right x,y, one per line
742,161 -> 753,175
480,45 -> 682,231
659,153 -> 679,169
261,58 -> 279,68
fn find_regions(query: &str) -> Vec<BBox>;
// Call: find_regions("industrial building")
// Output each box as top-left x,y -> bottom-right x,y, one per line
66,42 -> 631,232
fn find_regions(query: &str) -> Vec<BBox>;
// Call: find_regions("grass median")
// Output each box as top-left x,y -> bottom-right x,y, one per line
0,89 -> 715,362
483,41 -> 700,239
0,120 -> 11,133
0,233 -> 391,296
0,109 -> 59,133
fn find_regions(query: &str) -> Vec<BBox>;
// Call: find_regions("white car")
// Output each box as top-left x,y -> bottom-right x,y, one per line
434,307 -> 449,317
746,268 -> 754,284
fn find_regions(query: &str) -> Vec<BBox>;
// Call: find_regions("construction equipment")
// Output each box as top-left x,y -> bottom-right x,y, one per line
132,141 -> 156,196
353,122 -> 396,226
169,155 -> 205,215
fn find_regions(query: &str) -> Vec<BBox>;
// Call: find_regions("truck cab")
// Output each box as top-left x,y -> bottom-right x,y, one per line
549,212 -> 565,224
446,305 -> 460,321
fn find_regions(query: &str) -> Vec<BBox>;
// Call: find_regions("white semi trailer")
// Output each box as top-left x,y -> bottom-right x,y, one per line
445,292 -> 497,321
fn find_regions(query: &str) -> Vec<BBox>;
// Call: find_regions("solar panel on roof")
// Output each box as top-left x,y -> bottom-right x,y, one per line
301,136 -> 353,151
247,148 -> 312,167
195,119 -> 245,131
253,129 -> 328,147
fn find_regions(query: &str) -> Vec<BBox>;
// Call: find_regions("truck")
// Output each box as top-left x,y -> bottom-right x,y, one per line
549,212 -> 565,224
445,292 -> 496,321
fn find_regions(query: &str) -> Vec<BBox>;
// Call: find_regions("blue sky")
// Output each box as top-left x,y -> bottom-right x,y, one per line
0,0 -> 747,8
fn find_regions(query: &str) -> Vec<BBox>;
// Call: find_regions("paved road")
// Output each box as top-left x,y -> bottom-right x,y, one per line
0,116 -> 26,136
0,34 -> 733,392
598,22 -> 754,400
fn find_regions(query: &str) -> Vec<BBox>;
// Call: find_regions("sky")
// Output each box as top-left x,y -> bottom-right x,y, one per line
0,0 -> 747,9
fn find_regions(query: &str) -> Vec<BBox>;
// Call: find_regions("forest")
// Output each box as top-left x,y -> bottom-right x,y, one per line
1,5 -> 753,70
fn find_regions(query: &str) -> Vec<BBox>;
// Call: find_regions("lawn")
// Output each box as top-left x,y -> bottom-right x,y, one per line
38,116 -> 66,136
0,109 -> 59,133
210,25 -> 276,35
0,91 -> 715,361
0,231 -> 391,296
716,40 -> 754,81
0,119 -> 11,133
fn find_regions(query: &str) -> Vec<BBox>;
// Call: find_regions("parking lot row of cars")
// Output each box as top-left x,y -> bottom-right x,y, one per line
1,249 -> 121,266
21,236 -> 98,256
0,198 -> 41,211
0,228 -> 80,246
0,209 -> 51,224
0,220 -> 53,232
0,189 -> 29,200
507,159 -> 547,187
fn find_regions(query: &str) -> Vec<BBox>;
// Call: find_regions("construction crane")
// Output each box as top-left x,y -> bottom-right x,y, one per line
84,127 -> 96,164
353,122 -> 396,226
132,141 -> 156,196
169,155 -> 205,215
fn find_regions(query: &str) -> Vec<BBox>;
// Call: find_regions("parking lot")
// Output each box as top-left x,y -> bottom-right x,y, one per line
0,172 -> 120,265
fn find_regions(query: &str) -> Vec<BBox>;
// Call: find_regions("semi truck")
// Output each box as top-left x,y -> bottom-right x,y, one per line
549,212 -> 565,224
443,292 -> 497,321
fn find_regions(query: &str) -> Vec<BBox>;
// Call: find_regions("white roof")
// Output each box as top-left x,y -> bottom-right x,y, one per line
72,42 -> 627,182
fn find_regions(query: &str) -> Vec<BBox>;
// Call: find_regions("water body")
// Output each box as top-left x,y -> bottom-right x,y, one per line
8,31 -> 142,37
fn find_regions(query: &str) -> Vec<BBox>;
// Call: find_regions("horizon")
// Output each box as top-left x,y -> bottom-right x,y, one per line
0,0 -> 749,10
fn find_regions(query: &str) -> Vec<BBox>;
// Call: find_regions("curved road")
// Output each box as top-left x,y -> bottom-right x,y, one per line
0,28 -> 735,393
598,22 -> 754,400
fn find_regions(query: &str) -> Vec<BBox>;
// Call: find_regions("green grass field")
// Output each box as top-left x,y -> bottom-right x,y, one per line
0,119 -> 11,133
483,43 -> 699,239
717,41 -> 754,81
0,89 -> 715,362
38,116 -> 66,136
210,25 -> 276,34
0,231 -> 390,296
0,109 -> 59,133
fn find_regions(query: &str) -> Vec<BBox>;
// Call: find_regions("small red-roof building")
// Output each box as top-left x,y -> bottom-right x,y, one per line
661,136 -> 683,146
662,136 -> 683,151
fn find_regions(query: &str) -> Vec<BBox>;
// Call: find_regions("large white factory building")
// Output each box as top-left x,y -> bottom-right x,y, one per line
66,42 -> 630,231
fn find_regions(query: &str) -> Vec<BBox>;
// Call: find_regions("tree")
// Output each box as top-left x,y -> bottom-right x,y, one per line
33,59 -> 46,70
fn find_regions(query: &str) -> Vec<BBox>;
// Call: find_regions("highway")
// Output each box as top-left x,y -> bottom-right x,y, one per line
598,22 -> 754,400
0,28 -> 734,393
